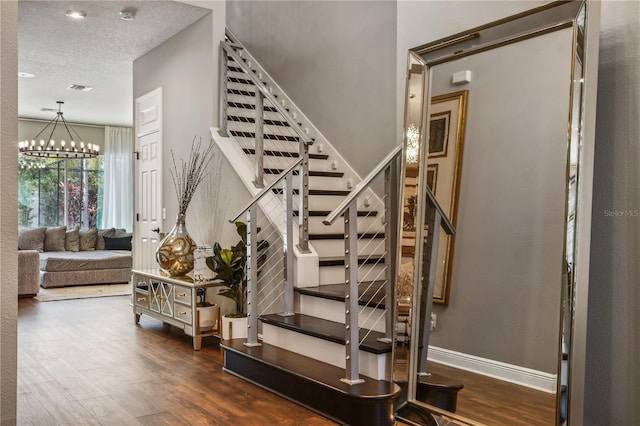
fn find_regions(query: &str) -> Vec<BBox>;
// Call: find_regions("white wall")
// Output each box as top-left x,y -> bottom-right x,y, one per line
133,8 -> 250,249
0,1 -> 18,422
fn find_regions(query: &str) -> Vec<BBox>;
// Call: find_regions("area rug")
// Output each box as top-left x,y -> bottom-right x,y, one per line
35,283 -> 132,302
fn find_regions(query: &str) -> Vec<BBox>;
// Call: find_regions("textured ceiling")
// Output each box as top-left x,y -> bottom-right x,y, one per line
18,1 -> 211,126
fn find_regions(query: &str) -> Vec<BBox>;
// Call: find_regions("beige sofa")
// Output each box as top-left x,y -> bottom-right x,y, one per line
18,250 -> 40,297
18,226 -> 132,290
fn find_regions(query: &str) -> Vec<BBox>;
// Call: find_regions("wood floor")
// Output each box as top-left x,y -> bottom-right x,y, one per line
426,361 -> 557,426
17,295 -> 553,425
17,296 -> 337,425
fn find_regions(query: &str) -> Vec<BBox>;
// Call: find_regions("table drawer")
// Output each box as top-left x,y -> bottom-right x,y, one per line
173,286 -> 192,304
174,304 -> 192,325
134,291 -> 149,308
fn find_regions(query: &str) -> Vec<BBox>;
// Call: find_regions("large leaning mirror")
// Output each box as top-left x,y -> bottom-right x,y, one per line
394,2 -> 600,425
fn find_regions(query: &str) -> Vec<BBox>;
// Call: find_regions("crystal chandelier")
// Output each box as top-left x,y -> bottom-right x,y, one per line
18,101 -> 99,158
406,123 -> 420,165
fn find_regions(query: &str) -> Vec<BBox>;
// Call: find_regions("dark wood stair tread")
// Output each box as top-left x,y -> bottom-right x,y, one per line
243,148 -> 328,160
272,188 -> 350,196
227,115 -> 291,127
264,169 -> 342,177
319,255 -> 386,267
293,210 -> 377,217
309,232 -> 384,240
227,101 -> 280,113
229,130 -> 302,143
222,339 -> 397,396
296,282 -> 387,309
222,340 -> 400,425
259,313 -> 391,354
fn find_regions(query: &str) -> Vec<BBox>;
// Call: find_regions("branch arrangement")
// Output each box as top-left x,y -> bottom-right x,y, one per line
170,136 -> 215,216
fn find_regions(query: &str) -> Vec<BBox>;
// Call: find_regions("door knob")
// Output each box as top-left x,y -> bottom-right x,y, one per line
151,227 -> 160,233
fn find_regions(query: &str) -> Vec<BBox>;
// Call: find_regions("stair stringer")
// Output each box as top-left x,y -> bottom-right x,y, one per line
211,127 -> 319,287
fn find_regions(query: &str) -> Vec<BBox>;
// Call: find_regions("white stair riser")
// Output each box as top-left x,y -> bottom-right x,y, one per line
244,155 -> 333,173
298,294 -> 386,333
227,106 -> 293,122
319,263 -> 387,286
312,238 -> 386,258
309,215 -> 384,235
262,323 -> 390,381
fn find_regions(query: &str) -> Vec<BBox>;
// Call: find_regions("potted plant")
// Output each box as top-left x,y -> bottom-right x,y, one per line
206,222 -> 268,340
195,288 -> 219,333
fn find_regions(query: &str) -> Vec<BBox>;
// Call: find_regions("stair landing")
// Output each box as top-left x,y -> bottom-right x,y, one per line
222,339 -> 400,426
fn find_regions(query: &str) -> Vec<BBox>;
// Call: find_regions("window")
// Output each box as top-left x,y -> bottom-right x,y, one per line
18,157 -> 104,228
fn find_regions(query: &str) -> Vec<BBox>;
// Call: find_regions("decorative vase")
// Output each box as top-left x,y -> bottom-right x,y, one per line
156,214 -> 196,276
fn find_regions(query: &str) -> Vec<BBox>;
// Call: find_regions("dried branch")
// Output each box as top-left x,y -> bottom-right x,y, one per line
170,136 -> 215,216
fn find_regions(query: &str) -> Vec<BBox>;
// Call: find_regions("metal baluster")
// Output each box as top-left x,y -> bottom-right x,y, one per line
282,172 -> 295,316
418,205 -> 441,374
298,140 -> 310,252
378,162 -> 399,344
245,205 -> 261,347
341,206 -> 364,385
218,43 -> 229,137
254,90 -> 265,188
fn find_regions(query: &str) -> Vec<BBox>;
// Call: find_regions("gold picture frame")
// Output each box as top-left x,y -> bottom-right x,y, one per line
428,90 -> 468,305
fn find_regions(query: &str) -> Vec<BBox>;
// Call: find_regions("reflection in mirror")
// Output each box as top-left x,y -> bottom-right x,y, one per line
393,2 -> 599,426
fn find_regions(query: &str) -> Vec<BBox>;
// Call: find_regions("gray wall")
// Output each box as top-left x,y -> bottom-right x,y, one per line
586,1 -> 640,424
0,1 -> 18,422
427,28 -> 572,374
133,13 -> 250,249
226,0 -> 397,177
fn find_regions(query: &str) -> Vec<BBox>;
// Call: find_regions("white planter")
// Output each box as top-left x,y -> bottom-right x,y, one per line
221,315 -> 248,340
197,305 -> 219,332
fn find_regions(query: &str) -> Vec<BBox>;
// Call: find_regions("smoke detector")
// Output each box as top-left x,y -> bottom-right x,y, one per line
120,8 -> 137,21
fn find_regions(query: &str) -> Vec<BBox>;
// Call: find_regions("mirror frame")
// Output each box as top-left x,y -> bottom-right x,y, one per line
396,1 -> 601,424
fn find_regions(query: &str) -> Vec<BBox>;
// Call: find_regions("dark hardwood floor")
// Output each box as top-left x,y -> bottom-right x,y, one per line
17,296 -> 337,425
17,295 -> 551,425
425,361 -> 557,426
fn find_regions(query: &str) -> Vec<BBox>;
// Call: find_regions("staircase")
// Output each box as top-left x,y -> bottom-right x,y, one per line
213,30 -> 402,425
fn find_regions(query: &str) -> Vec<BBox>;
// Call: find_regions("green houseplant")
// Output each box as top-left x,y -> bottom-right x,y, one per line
206,222 -> 269,319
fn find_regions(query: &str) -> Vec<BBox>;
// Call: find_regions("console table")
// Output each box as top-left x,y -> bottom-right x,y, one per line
132,269 -> 221,350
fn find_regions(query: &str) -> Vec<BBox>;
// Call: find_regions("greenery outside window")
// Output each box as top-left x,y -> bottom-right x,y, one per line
18,157 -> 104,228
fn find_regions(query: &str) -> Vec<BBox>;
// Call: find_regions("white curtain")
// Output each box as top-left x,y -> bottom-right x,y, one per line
101,126 -> 133,230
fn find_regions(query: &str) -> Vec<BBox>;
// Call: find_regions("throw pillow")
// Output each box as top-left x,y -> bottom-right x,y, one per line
95,228 -> 116,250
43,226 -> 67,252
18,227 -> 47,252
65,226 -> 80,252
103,235 -> 132,251
79,228 -> 98,251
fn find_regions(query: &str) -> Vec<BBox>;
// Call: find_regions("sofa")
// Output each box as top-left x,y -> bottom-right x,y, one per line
18,226 -> 133,290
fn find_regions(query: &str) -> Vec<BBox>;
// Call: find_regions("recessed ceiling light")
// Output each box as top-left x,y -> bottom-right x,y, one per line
68,84 -> 93,92
65,10 -> 86,19
18,72 -> 35,78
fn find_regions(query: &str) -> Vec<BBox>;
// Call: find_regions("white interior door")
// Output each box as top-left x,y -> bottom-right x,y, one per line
134,88 -> 163,270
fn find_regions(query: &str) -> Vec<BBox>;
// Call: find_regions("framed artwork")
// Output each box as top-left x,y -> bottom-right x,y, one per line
428,90 -> 468,305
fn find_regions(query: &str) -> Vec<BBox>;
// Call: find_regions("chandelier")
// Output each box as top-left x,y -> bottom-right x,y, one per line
18,101 -> 99,158
406,123 -> 420,165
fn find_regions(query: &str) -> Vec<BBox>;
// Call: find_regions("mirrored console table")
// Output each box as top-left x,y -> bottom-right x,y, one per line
132,269 -> 221,350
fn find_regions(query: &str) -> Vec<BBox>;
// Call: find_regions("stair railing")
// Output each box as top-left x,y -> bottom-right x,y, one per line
323,144 -> 403,384
229,159 -> 304,346
219,38 -> 311,252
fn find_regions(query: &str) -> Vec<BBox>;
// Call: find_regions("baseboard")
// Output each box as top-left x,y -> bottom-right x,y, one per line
427,345 -> 557,393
